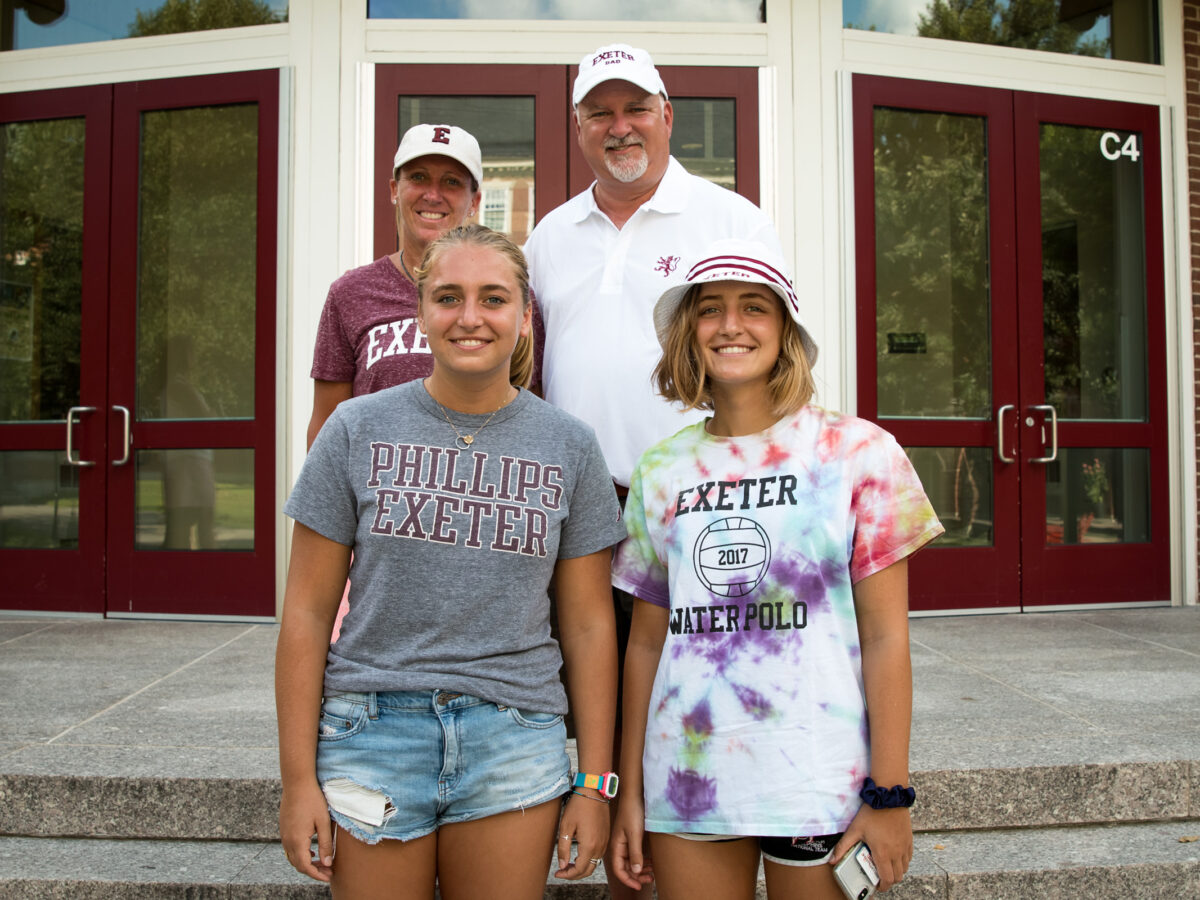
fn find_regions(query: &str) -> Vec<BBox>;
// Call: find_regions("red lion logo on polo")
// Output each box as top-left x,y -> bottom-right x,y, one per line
655,255 -> 680,276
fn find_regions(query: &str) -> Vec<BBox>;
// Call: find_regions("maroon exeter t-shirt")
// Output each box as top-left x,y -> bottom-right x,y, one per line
310,256 -> 543,397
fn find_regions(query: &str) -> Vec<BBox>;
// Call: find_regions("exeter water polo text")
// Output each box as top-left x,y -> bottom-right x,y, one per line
668,600 -> 808,635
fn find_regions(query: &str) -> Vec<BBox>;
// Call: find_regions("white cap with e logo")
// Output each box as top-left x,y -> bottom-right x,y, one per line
392,123 -> 483,187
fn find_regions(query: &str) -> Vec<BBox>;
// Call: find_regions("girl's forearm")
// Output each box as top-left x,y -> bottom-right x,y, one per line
275,610 -> 333,786
860,630 -> 913,786
275,523 -> 350,787
620,601 -> 669,793
561,624 -> 618,775
854,559 -> 913,787
556,551 -> 619,775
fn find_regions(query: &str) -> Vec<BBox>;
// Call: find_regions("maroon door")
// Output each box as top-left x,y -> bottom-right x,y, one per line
0,71 -> 278,618
0,86 -> 112,613
1012,91 -> 1168,608
105,70 -> 278,617
854,75 -> 1169,612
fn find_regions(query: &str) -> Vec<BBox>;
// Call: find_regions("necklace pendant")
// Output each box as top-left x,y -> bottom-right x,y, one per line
455,435 -> 472,450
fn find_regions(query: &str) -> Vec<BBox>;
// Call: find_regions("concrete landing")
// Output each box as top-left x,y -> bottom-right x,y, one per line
1,607 -> 1197,897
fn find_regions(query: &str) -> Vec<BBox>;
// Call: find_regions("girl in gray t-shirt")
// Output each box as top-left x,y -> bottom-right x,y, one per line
278,225 -> 624,897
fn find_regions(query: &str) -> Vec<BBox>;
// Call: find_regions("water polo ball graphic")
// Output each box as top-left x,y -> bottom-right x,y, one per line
692,517 -> 771,598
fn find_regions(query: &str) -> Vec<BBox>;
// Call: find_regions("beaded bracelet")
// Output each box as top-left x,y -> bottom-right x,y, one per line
860,777 -> 916,809
570,790 -> 611,804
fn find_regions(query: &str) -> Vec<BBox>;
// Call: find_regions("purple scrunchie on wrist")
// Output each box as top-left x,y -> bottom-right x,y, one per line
860,777 -> 916,809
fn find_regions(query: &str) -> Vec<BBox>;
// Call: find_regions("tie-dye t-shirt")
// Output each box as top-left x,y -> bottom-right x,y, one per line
612,405 -> 943,836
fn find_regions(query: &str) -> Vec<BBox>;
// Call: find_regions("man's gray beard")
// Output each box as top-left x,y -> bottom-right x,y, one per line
604,147 -> 649,183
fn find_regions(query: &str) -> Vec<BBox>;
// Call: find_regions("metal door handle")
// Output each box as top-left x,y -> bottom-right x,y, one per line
112,405 -> 131,466
65,406 -> 97,467
1029,404 -> 1058,463
996,404 -> 1015,463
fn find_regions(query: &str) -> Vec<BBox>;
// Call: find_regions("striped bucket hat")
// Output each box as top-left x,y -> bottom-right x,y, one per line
653,239 -> 818,365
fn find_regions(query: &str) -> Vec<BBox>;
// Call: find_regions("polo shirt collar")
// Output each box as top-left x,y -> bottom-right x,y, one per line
571,155 -> 690,224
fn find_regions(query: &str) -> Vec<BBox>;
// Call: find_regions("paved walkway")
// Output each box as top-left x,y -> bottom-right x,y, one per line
2,606 -> 1198,783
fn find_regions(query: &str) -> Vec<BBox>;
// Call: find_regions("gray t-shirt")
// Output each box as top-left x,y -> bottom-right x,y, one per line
284,380 -> 625,713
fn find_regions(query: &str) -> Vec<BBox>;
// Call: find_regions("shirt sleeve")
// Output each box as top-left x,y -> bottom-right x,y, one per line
556,427 -> 627,560
310,281 -> 357,384
611,460 -> 670,607
849,427 -> 945,583
283,411 -> 358,546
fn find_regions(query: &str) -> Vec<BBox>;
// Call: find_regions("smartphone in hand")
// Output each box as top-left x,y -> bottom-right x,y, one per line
832,841 -> 879,900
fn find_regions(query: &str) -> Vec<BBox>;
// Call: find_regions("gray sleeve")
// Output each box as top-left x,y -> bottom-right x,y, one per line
557,428 -> 627,560
283,411 -> 358,546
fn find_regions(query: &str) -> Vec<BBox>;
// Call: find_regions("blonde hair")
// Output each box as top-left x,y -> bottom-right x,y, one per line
653,284 -> 816,416
416,224 -> 534,390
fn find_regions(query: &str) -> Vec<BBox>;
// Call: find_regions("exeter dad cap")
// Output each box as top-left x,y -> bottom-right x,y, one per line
572,43 -> 668,106
392,123 -> 483,187
653,239 -> 819,365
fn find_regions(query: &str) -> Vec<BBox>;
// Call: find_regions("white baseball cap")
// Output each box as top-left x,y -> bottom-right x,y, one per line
654,239 -> 818,365
573,43 -> 668,106
392,123 -> 483,187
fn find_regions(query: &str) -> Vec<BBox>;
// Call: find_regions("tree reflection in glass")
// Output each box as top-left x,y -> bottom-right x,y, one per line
0,117 -> 84,423
873,108 -> 991,420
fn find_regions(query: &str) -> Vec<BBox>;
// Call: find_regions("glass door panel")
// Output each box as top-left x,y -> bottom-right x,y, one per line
873,108 -> 992,421
672,98 -> 737,191
0,450 -> 79,548
1,117 -> 85,424
905,447 -> 995,549
1045,447 -> 1149,546
0,87 -> 110,613
136,104 -> 259,422
135,448 -> 255,551
1040,124 -> 1147,424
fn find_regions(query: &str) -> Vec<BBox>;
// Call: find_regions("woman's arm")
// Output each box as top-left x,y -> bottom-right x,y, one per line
552,548 -> 619,880
833,558 -> 913,893
611,598 -> 668,891
306,381 -> 353,450
275,521 -> 351,882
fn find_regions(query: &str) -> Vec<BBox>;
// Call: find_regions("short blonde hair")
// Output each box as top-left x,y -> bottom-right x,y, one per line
653,284 -> 816,416
416,224 -> 533,390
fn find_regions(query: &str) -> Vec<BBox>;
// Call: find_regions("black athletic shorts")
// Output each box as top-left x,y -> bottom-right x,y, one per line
670,832 -> 844,867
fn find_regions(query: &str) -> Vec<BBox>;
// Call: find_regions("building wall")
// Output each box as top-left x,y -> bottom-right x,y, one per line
1186,0 -> 1200,594
1,0 -> 1195,608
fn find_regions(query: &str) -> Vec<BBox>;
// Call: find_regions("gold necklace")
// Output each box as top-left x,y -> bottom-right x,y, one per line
431,389 -> 515,449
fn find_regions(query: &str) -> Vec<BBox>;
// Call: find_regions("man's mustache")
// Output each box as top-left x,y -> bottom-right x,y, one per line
604,136 -> 645,150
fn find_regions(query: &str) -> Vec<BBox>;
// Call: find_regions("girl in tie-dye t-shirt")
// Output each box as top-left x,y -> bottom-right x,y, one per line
609,240 -> 942,900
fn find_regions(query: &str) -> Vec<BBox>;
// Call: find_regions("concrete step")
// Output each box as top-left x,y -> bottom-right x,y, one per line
1,758 -> 1196,841
2,821 -> 1198,899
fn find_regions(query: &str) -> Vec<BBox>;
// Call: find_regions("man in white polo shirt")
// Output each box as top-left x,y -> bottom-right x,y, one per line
524,42 -> 784,899
525,42 -> 783,492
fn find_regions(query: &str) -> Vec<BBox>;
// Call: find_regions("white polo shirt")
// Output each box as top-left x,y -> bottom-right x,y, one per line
525,157 -> 783,486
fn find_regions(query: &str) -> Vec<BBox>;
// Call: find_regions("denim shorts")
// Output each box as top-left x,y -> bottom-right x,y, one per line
315,689 -> 571,844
